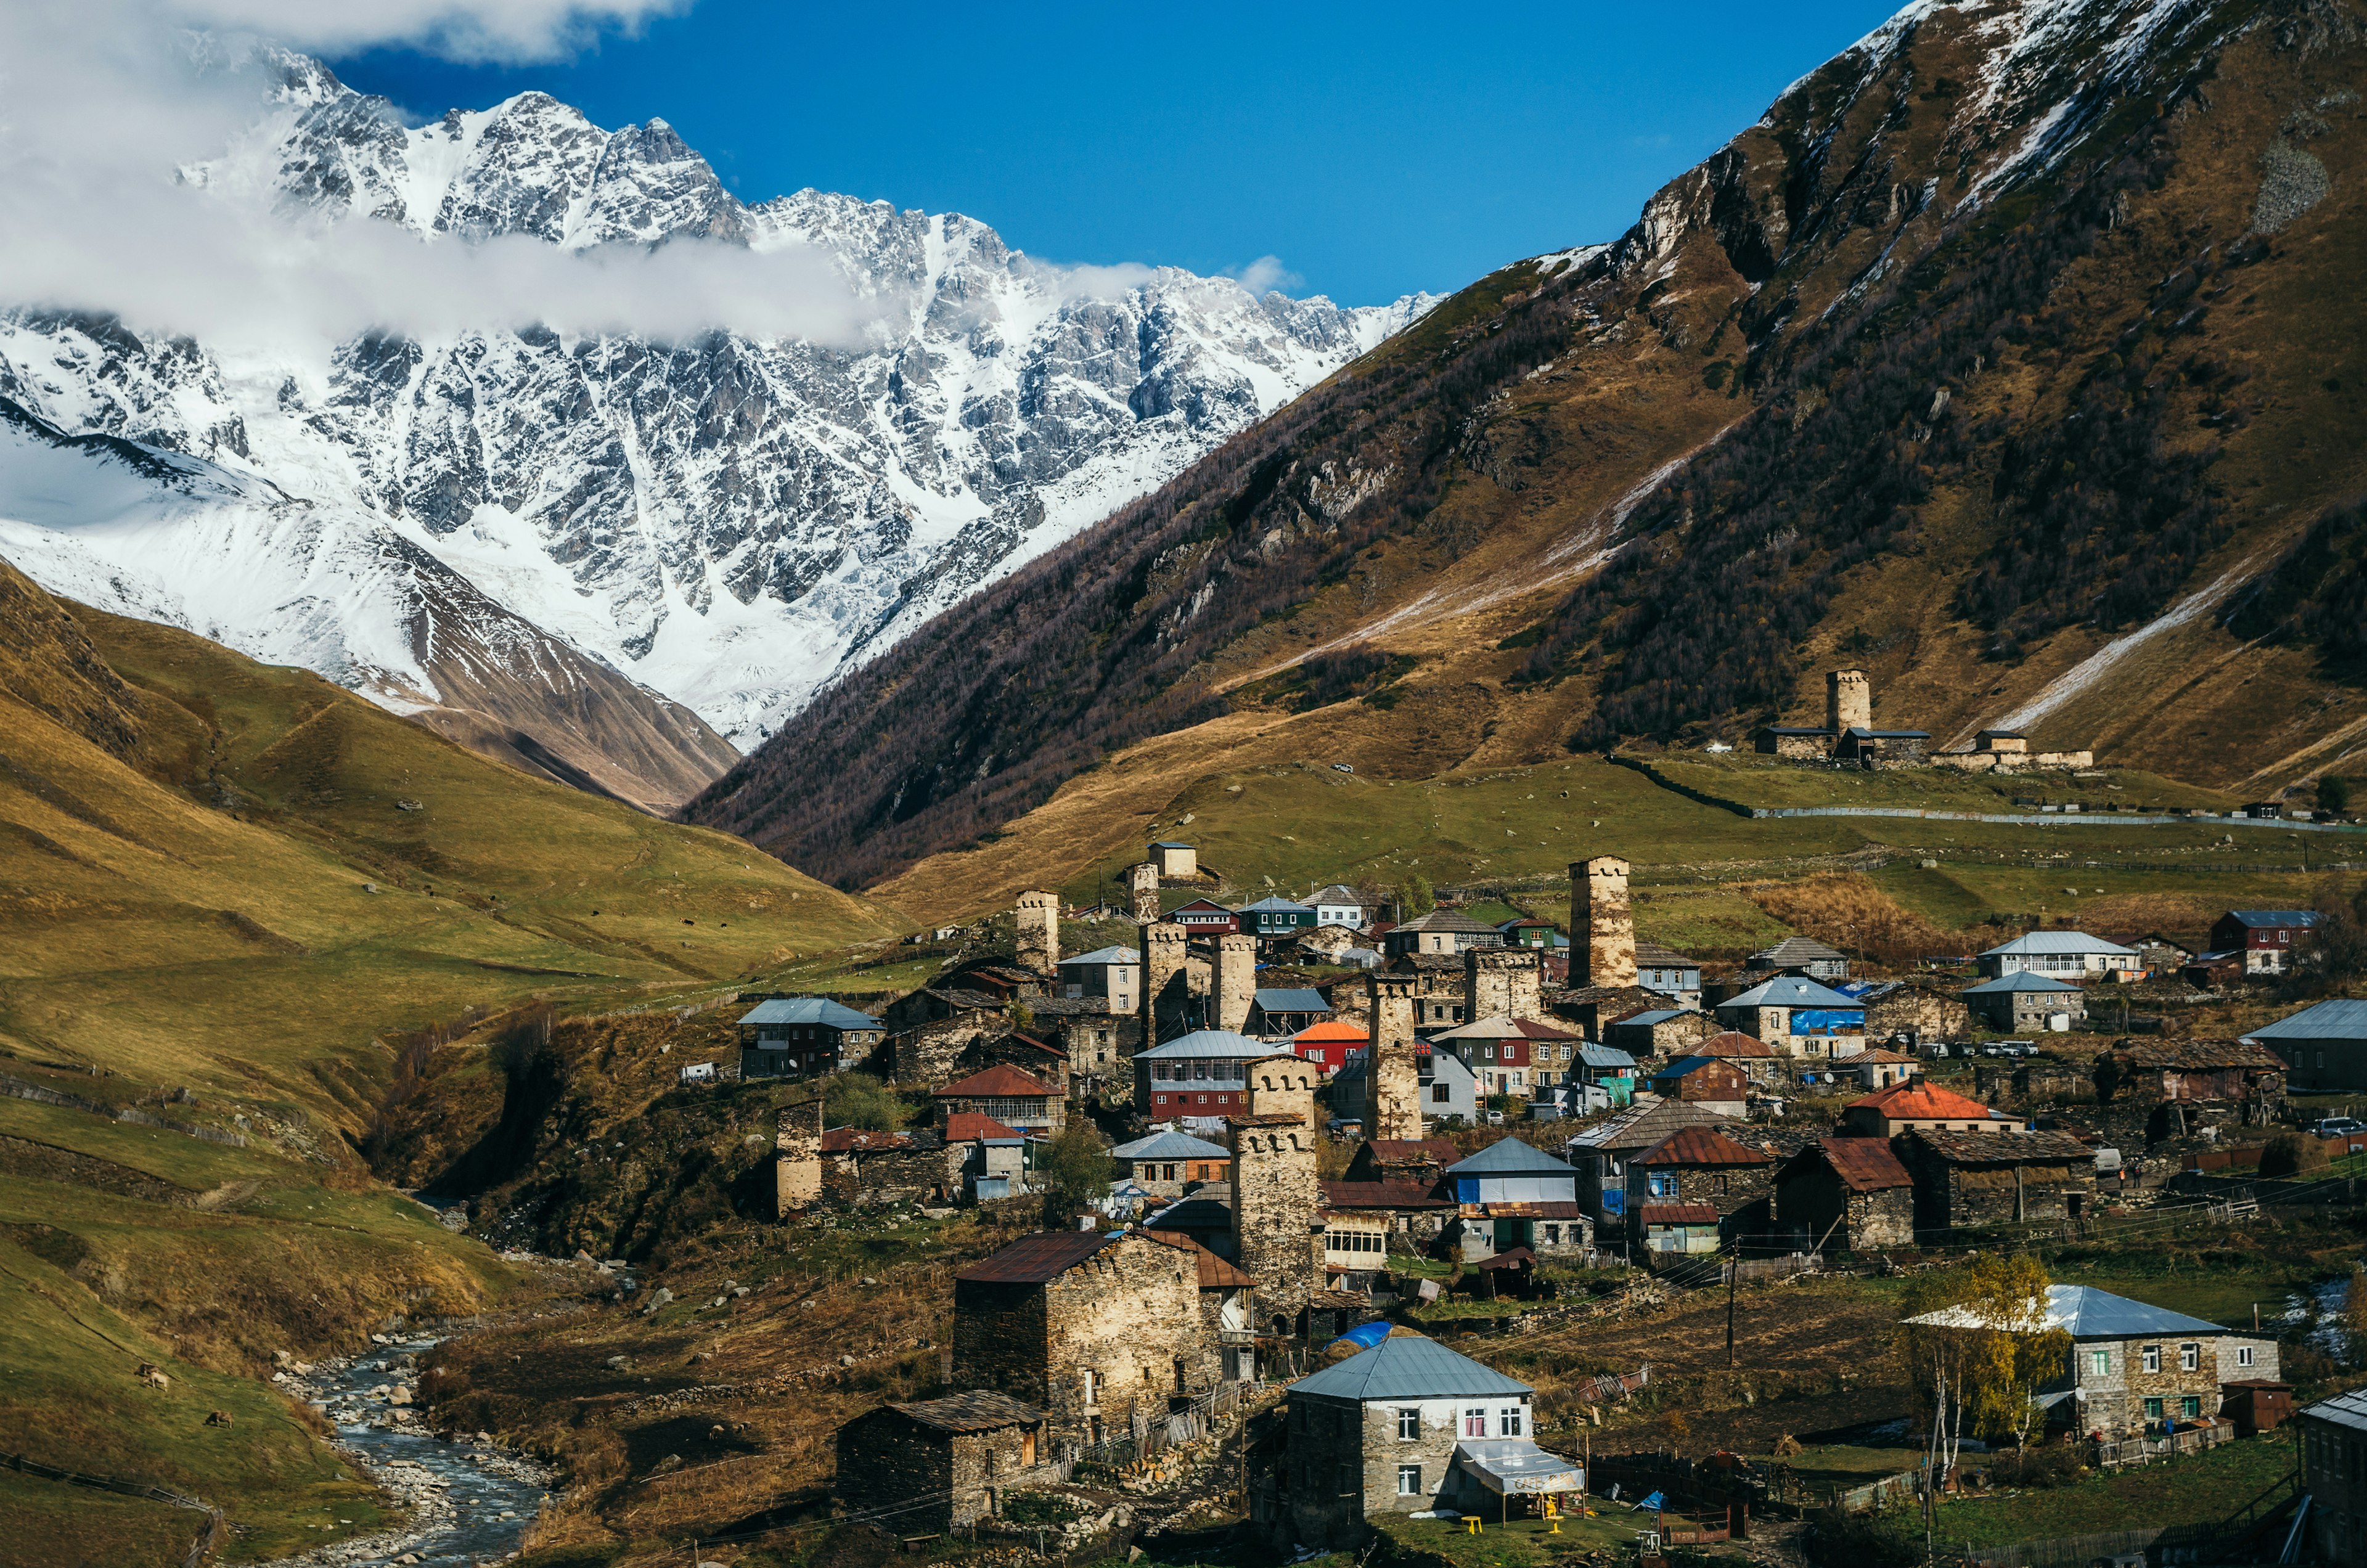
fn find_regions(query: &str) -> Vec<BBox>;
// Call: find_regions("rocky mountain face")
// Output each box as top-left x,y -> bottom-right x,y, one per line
690,0 -> 2367,889
0,55 -> 1430,807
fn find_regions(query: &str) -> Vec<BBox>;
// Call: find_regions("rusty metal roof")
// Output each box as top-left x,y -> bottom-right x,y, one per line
820,1128 -> 920,1153
888,1390 -> 1045,1432
955,1228 -> 1118,1283
1807,1137 -> 1913,1191
1848,1080 -> 1996,1121
1637,1126 -> 1770,1167
1321,1180 -> 1450,1210
1143,1229 -> 1256,1289
1635,1204 -> 1720,1225
942,1112 -> 1024,1143
1697,1031 -> 1777,1058
933,1064 -> 1056,1099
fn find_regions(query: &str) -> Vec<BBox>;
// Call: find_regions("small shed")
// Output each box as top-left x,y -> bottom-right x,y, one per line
1110,1129 -> 1230,1194
835,1390 -> 1048,1530
2220,1379 -> 2294,1437
1646,1056 -> 1751,1116
1151,840 -> 1199,879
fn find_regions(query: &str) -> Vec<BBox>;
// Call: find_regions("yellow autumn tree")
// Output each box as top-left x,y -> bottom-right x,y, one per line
1897,1256 -> 2073,1489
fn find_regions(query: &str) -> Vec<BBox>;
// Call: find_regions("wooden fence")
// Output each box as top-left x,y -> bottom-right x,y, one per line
1,1448 -> 223,1566
2093,1421 -> 2234,1468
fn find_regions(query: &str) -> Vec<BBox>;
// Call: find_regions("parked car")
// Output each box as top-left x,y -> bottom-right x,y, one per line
1331,762 -> 1355,774
2315,1116 -> 2367,1138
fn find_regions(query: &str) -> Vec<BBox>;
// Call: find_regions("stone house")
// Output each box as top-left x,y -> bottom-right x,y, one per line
951,1226 -> 1213,1445
934,1064 -> 1065,1135
1602,1007 -> 1719,1060
1057,945 -> 1140,1009
2246,998 -> 2367,1092
950,1031 -> 1072,1098
885,987 -> 1009,1084
1743,936 -> 1849,980
1318,1180 -> 1453,1249
1384,909 -> 1506,957
1229,1108 -> 1324,1333
1344,1138 -> 1460,1185
1549,983 -> 1672,1042
1645,1056 -> 1751,1116
1563,1098 -> 1738,1230
1773,1137 -> 1914,1251
821,1127 -> 958,1207
1442,1138 -> 1584,1260
1897,1128 -> 2098,1234
1714,975 -> 1866,1060
1963,971 -> 2086,1032
737,997 -> 885,1080
774,1098 -> 824,1219
2106,1040 -> 2286,1108
1255,1333 -> 1573,1550
945,1112 -> 1031,1202
1907,1284 -> 2278,1436
2300,1388 -> 2367,1567
1507,1018 -> 1584,1089
1839,1047 -> 1919,1090
1693,1029 -> 1781,1084
1025,996 -> 1142,1096
1841,1079 -> 2026,1137
835,1390 -> 1050,1530
1109,1129 -> 1230,1196
1860,979 -> 1971,1047
1629,1125 -> 1773,1246
1435,1017 -> 1537,1099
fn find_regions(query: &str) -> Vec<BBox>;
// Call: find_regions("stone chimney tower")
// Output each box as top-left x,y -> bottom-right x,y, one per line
1828,668 -> 1872,733
1014,889 -> 1060,975
1363,971 -> 1421,1140
1216,933 -> 1258,1034
1465,947 -> 1543,1021
1571,855 -> 1635,989
1127,861 -> 1162,923
1141,921 -> 1190,1044
1228,1113 -> 1320,1329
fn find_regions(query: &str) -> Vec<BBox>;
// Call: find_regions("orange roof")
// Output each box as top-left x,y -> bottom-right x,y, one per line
934,1064 -> 1055,1099
1294,1020 -> 1372,1043
1698,1031 -> 1777,1058
1638,1126 -> 1771,1167
1143,1228 -> 1257,1289
1847,1079 -> 1994,1120
944,1112 -> 1024,1142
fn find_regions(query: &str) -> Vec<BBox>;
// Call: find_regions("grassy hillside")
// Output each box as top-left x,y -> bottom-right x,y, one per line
690,0 -> 2367,892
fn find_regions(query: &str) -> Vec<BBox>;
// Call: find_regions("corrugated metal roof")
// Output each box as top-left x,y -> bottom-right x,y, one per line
1564,1098 -> 1733,1153
1632,941 -> 1699,968
957,1228 -> 1122,1284
2247,999 -> 2367,1042
1111,1129 -> 1229,1159
1908,1283 -> 2226,1339
1981,931 -> 2137,957
1719,976 -> 1862,1010
1748,936 -> 1847,964
1255,988 -> 1331,1012
2305,1387 -> 2367,1434
1136,1029 -> 1269,1060
1608,1009 -> 1685,1029
1807,1137 -> 1913,1191
1237,897 -> 1315,914
738,997 -> 881,1028
1698,1031 -> 1776,1057
933,1064 -> 1057,1098
944,1113 -> 1025,1143
1322,1180 -> 1450,1209
1288,1333 -> 1532,1401
1849,1080 -> 1995,1120
1577,1043 -> 1637,1069
1638,1126 -> 1768,1167
2226,910 -> 2321,928
1062,945 -> 1141,966
1447,1137 -> 1576,1177
1961,971 -> 2082,994
1635,1203 -> 1720,1225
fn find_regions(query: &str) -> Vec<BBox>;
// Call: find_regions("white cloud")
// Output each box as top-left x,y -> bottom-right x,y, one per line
1233,255 -> 1303,295
162,0 -> 689,65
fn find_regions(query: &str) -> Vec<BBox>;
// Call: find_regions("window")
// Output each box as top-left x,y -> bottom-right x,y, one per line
1498,1405 -> 1525,1437
1433,1084 -> 1450,1105
1079,1369 -> 1097,1405
1397,1464 -> 1423,1496
1463,1407 -> 1487,1438
2180,1344 -> 2199,1373
2143,1345 -> 2161,1374
2144,1397 -> 2164,1420
1543,1225 -> 1561,1244
2091,1349 -> 2110,1376
1647,1172 -> 1677,1198
2181,1397 -> 2202,1418
2238,1345 -> 2255,1368
1398,1408 -> 1420,1440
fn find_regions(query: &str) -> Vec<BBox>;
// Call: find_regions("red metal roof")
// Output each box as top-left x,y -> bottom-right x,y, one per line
1697,1031 -> 1777,1058
1511,1018 -> 1580,1041
933,1064 -> 1056,1099
1813,1137 -> 1913,1191
1320,1180 -> 1450,1209
944,1112 -> 1024,1143
820,1128 -> 915,1153
1143,1229 -> 1256,1289
1847,1079 -> 1994,1121
1638,1126 -> 1770,1167
1635,1204 -> 1721,1225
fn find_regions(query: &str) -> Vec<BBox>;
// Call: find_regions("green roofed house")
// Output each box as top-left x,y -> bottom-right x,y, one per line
1254,1332 -> 1579,1548
737,997 -> 884,1079
1237,896 -> 1318,939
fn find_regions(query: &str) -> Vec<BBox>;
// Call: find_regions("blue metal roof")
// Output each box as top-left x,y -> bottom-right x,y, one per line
1062,945 -> 1140,966
1150,840 -> 1195,849
1981,931 -> 2136,957
1447,1137 -> 1576,1177
1136,1029 -> 1270,1060
1613,1009 -> 1685,1027
2225,910 -> 2321,928
1255,987 -> 1331,1013
2247,998 -> 2367,1042
1110,1130 -> 1230,1160
738,998 -> 881,1029
1290,1333 -> 1532,1401
1962,973 -> 2082,995
1577,1043 -> 1637,1070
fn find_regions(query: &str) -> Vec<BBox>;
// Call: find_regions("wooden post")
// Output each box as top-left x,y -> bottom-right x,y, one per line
1725,1252 -> 1739,1368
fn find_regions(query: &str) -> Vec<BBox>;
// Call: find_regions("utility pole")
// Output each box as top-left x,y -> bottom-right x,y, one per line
1725,1249 -> 1739,1368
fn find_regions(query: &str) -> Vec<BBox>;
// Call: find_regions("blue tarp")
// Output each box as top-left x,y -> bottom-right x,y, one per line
1327,1321 -> 1394,1353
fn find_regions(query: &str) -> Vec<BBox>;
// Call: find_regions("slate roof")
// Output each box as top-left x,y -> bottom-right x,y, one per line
1289,1333 -> 1532,1401
2245,999 -> 2367,1044
1638,1127 -> 1770,1167
1908,1128 -> 2096,1164
889,1390 -> 1045,1432
957,1228 -> 1124,1283
1981,931 -> 2138,957
1136,1029 -> 1270,1060
1719,976 -> 1863,1010
1111,1129 -> 1230,1160
1255,987 -> 1331,1013
1025,995 -> 1114,1016
1633,941 -> 1700,969
1362,1138 -> 1462,1169
1321,1180 -> 1452,1210
934,1064 -> 1057,1099
821,1127 -> 934,1154
1447,1137 -> 1576,1177
944,1113 -> 1026,1143
1311,885 -> 1366,905
1565,1098 -> 1735,1154
1436,1016 -> 1528,1041
1062,945 -> 1141,966
739,997 -> 882,1028
2116,1039 -> 2285,1071
1963,972 -> 2083,995
1635,1204 -> 1721,1225
1748,936 -> 1847,966
922,987 -> 1008,1013
1392,909 -> 1503,934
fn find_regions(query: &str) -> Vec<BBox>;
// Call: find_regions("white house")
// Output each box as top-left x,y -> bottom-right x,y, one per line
1978,931 -> 2139,979
1311,884 -> 1370,931
1059,945 -> 1141,1011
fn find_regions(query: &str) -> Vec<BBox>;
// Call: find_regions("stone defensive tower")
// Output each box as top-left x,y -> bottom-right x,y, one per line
1363,971 -> 1421,1140
1228,1112 -> 1321,1330
1572,855 -> 1635,989
1014,889 -> 1060,975
1142,921 -> 1192,1043
1128,861 -> 1162,924
1464,947 -> 1543,1022
1215,933 -> 1258,1034
1243,1051 -> 1319,1125
1828,668 -> 1872,733
774,1097 -> 824,1217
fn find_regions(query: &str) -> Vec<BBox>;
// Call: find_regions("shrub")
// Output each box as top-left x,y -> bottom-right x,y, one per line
2260,1131 -> 2329,1178
824,1072 -> 901,1132
2323,775 -> 2353,815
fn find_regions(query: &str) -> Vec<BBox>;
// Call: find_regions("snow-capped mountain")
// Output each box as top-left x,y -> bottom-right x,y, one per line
0,54 -> 1432,804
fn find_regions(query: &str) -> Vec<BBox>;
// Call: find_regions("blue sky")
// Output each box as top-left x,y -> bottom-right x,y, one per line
331,2 -> 1905,306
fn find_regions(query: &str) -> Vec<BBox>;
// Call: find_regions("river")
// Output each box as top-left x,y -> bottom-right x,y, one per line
268,1334 -> 552,1568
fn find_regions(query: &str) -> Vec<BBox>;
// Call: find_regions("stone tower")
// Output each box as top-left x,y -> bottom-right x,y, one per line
1363,971 -> 1421,1140
1243,1051 -> 1319,1125
1572,855 -> 1636,989
774,1097 -> 824,1218
1215,934 -> 1258,1034
1142,921 -> 1192,1043
1228,1113 -> 1321,1330
1128,861 -> 1162,923
1828,668 -> 1872,733
1014,889 -> 1060,975
1465,947 -> 1543,1022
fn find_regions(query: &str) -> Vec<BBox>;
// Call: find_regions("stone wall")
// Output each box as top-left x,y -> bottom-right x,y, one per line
775,1098 -> 823,1217
1143,922 -> 1190,1042
1866,986 -> 1970,1043
1217,935 -> 1257,1034
1365,974 -> 1421,1139
1465,948 -> 1542,1022
825,1143 -> 961,1207
1828,668 -> 1871,732
1245,1054 -> 1320,1124
1573,857 -> 1635,987
1015,890 -> 1061,975
1129,862 -> 1162,923
835,1410 -> 1045,1530
893,1011 -> 1002,1084
1232,1121 -> 1322,1329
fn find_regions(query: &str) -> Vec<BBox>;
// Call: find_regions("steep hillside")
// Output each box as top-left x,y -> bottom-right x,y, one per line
0,555 -> 903,1115
689,0 -> 2367,892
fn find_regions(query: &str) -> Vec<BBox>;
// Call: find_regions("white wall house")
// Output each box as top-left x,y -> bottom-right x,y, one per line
1978,931 -> 2139,979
